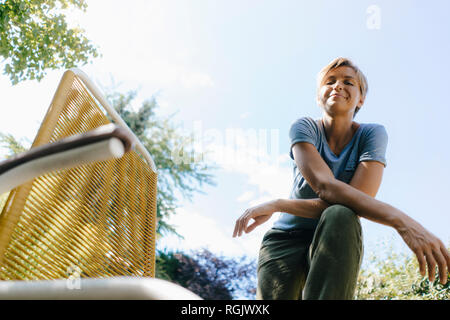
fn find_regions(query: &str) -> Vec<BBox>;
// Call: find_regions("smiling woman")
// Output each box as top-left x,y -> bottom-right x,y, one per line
316,58 -> 368,120
233,57 -> 450,300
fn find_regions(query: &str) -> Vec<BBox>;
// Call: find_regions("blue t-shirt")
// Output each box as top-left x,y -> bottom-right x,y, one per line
272,116 -> 388,231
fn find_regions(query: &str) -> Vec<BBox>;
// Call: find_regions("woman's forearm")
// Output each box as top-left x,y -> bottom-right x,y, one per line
273,180 -> 409,230
320,178 -> 409,230
274,198 -> 330,219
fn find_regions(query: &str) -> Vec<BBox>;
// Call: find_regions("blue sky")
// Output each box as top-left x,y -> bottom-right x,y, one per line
1,0 -> 449,268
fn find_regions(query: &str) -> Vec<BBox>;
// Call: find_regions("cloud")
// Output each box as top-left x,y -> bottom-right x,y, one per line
195,126 -> 293,199
240,112 -> 251,119
180,72 -> 214,89
66,0 -> 215,92
157,207 -> 274,259
237,191 -> 255,203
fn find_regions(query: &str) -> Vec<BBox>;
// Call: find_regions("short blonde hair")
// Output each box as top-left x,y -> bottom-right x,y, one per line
316,57 -> 368,117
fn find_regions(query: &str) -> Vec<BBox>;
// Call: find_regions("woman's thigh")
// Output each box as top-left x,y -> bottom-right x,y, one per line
256,228 -> 314,300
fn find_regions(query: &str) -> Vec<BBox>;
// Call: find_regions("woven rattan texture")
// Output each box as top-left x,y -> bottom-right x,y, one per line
0,73 -> 157,280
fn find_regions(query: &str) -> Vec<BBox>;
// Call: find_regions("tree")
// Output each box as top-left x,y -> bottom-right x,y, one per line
0,0 -> 98,84
0,132 -> 28,156
107,90 -> 217,238
156,248 -> 257,300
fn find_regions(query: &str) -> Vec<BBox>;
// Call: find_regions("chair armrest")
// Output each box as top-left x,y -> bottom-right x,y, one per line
0,124 -> 134,194
0,277 -> 202,300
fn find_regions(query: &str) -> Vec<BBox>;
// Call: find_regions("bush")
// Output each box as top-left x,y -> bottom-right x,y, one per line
355,245 -> 450,300
156,248 -> 257,300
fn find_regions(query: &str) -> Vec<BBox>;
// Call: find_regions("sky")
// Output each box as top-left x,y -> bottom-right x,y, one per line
1,0 -> 450,270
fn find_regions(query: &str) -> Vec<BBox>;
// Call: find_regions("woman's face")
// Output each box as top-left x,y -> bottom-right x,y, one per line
317,66 -> 364,117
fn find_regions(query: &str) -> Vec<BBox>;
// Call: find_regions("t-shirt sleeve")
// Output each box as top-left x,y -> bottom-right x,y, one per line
359,124 -> 388,167
289,117 -> 319,160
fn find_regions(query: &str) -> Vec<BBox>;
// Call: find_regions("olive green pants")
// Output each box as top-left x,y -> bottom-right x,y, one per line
256,204 -> 363,300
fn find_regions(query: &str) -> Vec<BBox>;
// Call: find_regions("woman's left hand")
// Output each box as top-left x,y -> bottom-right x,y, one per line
233,200 -> 278,237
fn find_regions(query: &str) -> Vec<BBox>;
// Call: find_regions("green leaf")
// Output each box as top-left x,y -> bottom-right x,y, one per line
0,0 -> 98,84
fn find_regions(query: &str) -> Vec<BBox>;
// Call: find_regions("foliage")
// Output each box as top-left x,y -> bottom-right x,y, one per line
0,132 -> 29,157
107,90 -> 217,238
0,0 -> 98,84
355,245 -> 450,300
156,248 -> 257,300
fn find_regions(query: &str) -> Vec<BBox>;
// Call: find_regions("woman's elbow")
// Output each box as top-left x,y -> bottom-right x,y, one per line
315,178 -> 339,203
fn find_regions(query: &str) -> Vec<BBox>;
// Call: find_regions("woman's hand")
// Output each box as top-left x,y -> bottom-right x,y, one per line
233,200 -> 278,237
396,216 -> 450,285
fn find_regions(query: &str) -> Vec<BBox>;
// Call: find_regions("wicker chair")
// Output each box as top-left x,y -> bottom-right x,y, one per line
0,69 -> 200,300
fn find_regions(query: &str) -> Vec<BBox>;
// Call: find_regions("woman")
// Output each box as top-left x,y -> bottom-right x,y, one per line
233,57 -> 449,300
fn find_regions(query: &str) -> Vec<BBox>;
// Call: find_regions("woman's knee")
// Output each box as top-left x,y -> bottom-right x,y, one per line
311,204 -> 363,262
320,204 -> 359,228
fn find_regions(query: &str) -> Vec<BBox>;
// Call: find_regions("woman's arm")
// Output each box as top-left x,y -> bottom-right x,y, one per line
233,160 -> 383,235
232,198 -> 326,237
274,198 -> 328,219
272,160 -> 385,219
290,142 -> 407,229
292,142 -> 450,285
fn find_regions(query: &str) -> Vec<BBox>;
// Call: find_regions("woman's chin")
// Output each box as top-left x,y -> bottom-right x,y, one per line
325,102 -> 347,111
322,104 -> 354,117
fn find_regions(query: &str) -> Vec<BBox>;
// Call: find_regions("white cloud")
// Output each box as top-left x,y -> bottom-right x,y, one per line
0,70 -> 62,144
157,207 -> 276,259
197,127 -> 293,199
160,195 -> 285,261
240,112 -> 251,119
180,72 -> 214,89
65,0 -> 215,92
237,191 -> 254,203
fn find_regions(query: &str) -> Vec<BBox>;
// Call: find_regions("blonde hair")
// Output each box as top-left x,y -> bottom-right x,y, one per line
316,57 -> 368,118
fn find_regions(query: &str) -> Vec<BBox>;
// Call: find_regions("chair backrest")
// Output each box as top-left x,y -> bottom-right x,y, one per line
0,69 -> 157,280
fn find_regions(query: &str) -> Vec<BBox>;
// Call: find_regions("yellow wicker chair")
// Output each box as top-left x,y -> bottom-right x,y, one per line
0,69 -> 200,299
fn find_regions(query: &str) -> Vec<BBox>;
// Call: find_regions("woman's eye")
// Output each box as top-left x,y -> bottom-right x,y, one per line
325,80 -> 354,85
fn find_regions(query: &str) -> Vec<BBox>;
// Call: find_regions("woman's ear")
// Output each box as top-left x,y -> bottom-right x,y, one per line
359,95 -> 365,107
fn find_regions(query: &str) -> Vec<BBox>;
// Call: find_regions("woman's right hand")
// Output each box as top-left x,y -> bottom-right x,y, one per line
233,200 -> 278,238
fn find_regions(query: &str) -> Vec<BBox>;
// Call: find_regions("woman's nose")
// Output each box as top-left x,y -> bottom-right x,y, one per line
332,81 -> 344,90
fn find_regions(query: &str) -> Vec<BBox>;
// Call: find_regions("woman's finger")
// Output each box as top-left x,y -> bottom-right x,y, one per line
233,221 -> 240,238
439,241 -> 450,267
432,244 -> 448,284
239,210 -> 250,237
415,249 -> 426,277
434,251 -> 448,285
233,213 -> 245,237
238,217 -> 245,237
440,246 -> 450,284
424,250 -> 437,283
233,215 -> 241,237
237,217 -> 243,237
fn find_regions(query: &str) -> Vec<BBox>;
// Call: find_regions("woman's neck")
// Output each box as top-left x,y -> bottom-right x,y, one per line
321,115 -> 359,151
